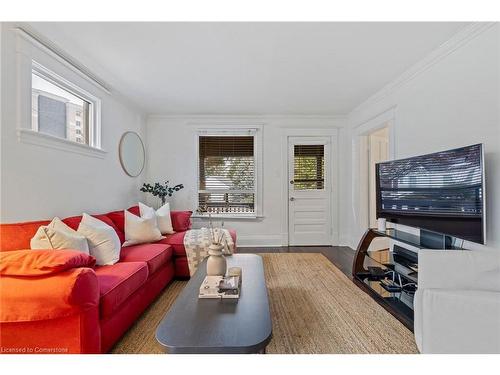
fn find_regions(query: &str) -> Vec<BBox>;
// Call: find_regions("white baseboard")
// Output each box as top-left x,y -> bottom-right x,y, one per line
339,233 -> 351,247
236,234 -> 283,247
236,234 -> 350,248
349,238 -> 358,251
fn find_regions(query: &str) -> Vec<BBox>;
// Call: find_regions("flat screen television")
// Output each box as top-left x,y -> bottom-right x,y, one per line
376,144 -> 485,244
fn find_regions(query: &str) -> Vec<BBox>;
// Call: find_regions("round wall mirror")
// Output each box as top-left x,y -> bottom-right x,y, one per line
119,131 -> 145,177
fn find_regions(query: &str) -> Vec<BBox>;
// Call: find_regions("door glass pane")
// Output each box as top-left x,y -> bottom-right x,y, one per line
294,144 -> 325,190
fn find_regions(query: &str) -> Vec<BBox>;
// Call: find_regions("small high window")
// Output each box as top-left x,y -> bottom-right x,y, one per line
31,63 -> 100,148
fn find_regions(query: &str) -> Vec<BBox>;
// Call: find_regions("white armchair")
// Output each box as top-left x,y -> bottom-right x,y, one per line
414,249 -> 500,353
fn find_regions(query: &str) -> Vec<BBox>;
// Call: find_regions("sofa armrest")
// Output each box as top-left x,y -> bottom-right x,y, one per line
414,288 -> 500,353
418,249 -> 500,292
0,267 -> 101,353
1,267 -> 99,322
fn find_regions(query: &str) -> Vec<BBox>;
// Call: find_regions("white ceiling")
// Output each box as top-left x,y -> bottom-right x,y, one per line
28,22 -> 468,115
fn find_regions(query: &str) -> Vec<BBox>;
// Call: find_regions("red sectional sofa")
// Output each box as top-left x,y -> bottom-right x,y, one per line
0,206 -> 236,353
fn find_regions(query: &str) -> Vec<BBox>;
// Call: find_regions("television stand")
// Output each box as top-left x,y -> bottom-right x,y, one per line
352,228 -> 424,331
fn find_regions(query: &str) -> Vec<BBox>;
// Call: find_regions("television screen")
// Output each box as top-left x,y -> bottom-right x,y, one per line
376,144 -> 485,244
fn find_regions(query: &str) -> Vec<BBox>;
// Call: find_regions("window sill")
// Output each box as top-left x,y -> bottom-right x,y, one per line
192,213 -> 263,220
17,129 -> 107,159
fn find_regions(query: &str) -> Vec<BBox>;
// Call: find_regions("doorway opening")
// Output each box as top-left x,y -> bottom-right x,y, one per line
368,127 -> 389,228
366,126 -> 390,251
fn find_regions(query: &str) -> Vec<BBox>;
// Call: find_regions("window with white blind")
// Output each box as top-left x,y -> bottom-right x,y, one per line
198,132 -> 259,215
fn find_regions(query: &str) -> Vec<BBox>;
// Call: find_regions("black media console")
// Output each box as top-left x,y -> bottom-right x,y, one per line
352,228 -> 461,331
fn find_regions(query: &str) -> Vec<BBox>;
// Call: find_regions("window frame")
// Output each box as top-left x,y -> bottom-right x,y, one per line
194,125 -> 263,219
30,61 -> 102,150
15,28 -> 107,159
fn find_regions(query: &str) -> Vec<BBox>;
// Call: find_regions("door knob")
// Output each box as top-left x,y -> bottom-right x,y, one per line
290,197 -> 295,201
290,180 -> 294,184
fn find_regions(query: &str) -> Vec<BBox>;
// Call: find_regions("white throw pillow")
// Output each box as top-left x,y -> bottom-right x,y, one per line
123,210 -> 164,247
30,217 -> 90,254
139,202 -> 175,234
77,213 -> 121,265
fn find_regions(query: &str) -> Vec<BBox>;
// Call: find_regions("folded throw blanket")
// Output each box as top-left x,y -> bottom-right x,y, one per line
183,228 -> 234,276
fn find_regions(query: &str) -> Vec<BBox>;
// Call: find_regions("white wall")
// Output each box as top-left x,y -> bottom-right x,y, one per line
2,21 -> 497,252
146,116 -> 347,247
346,23 -> 500,251
0,23 -> 147,222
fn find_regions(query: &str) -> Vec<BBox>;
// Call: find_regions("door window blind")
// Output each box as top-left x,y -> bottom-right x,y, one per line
199,135 -> 255,214
293,144 -> 325,190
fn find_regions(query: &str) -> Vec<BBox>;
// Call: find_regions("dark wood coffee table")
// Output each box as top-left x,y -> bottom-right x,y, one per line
155,254 -> 272,354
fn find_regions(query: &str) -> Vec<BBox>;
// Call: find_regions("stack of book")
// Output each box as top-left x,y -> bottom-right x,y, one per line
198,275 -> 241,299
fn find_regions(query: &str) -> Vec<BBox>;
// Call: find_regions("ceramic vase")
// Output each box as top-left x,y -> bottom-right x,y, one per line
206,243 -> 227,276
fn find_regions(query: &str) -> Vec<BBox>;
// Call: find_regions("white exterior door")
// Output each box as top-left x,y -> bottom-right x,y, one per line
288,137 -> 332,246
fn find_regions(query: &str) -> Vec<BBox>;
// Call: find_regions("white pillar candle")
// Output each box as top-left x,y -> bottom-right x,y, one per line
377,218 -> 387,232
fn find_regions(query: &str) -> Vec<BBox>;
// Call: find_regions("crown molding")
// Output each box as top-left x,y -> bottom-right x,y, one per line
147,114 -> 348,121
13,24 -> 149,117
350,22 -> 497,116
15,25 -> 112,94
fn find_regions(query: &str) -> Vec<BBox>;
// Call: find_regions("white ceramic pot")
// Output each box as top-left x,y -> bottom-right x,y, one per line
206,243 -> 227,276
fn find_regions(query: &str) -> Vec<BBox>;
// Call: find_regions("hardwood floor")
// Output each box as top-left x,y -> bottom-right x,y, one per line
238,246 -> 356,277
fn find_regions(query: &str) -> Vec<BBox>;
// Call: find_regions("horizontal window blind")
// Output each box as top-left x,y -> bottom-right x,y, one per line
294,144 -> 325,190
378,144 -> 483,216
199,136 -> 255,214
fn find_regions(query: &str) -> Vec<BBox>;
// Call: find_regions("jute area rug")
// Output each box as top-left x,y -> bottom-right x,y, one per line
112,253 -> 418,354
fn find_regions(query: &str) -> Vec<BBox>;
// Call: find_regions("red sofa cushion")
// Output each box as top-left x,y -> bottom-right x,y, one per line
106,210 -> 125,232
109,207 -> 191,232
104,211 -> 126,243
0,249 -> 96,276
61,216 -> 82,231
107,206 -> 140,232
120,244 -> 173,275
105,206 -> 140,243
95,262 -> 148,318
0,220 -> 51,252
156,232 -> 187,257
99,262 -> 175,353
171,211 -> 192,232
62,214 -> 124,244
174,256 -> 190,278
128,206 -> 140,216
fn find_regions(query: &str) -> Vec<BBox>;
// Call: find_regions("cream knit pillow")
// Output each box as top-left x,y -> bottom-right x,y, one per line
77,213 -> 121,265
139,202 -> 175,234
30,217 -> 90,254
123,210 -> 164,247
